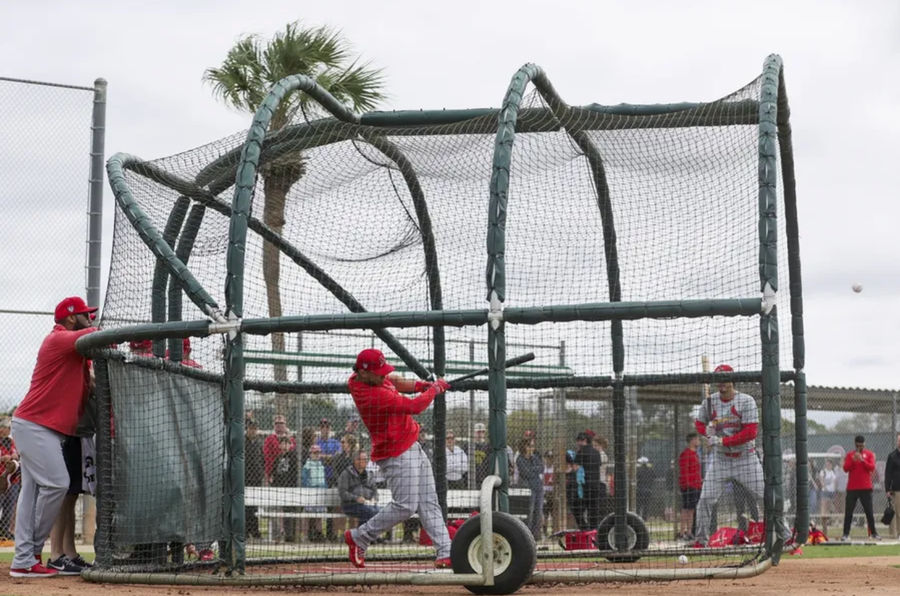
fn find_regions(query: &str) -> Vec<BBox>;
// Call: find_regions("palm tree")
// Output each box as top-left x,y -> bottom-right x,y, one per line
205,22 -> 385,381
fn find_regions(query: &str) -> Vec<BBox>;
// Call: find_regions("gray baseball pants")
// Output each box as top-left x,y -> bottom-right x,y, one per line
351,441 -> 451,558
695,450 -> 763,544
11,418 -> 68,569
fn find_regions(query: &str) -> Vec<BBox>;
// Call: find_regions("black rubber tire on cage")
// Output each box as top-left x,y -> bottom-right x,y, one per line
594,512 -> 650,563
450,511 -> 537,595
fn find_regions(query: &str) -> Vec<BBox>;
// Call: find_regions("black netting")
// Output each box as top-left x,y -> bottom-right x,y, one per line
89,67 -> 801,583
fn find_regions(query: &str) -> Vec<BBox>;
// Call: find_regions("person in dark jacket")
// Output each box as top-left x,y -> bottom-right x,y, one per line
565,450 -> 586,529
338,451 -> 380,525
516,437 -> 544,540
574,431 -> 605,529
635,456 -> 655,521
884,433 -> 900,539
328,434 -> 358,488
272,434 -> 299,541
244,418 -> 264,539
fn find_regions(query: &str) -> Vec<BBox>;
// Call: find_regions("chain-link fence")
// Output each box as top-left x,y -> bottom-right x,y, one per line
0,76 -> 105,413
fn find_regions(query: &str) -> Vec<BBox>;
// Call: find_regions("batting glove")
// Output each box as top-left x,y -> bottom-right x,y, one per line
414,380 -> 432,393
434,379 -> 451,392
707,436 -> 722,447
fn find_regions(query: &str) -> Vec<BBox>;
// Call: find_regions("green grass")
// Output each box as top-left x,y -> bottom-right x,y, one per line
787,543 -> 900,559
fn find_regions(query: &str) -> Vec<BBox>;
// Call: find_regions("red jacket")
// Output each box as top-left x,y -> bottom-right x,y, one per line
843,448 -> 876,491
348,374 -> 442,461
678,447 -> 702,490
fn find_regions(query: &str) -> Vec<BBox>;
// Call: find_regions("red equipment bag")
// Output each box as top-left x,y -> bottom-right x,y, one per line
419,512 -> 475,546
746,520 -> 765,544
557,529 -> 598,550
709,526 -> 749,547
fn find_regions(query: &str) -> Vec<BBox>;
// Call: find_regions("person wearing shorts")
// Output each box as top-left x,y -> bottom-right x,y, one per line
343,348 -> 450,569
10,296 -> 97,578
46,436 -> 92,574
678,431 -> 702,540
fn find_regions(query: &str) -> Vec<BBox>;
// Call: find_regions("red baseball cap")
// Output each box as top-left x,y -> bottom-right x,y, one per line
129,339 -> 153,352
355,348 -> 394,376
714,364 -> 734,373
54,296 -> 98,322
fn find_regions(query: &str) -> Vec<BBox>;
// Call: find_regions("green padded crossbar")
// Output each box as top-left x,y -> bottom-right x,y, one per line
242,349 -> 573,379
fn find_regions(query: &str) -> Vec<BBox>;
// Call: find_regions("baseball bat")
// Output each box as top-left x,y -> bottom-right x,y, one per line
446,352 -> 536,386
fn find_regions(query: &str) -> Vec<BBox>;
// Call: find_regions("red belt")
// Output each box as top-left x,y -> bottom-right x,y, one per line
723,452 -> 743,458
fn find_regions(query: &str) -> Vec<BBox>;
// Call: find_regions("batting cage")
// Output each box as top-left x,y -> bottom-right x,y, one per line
77,54 -> 807,592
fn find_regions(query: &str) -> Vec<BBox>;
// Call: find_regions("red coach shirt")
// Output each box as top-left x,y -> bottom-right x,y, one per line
348,374 -> 442,461
678,447 -> 702,491
15,324 -> 96,436
843,448 -> 876,491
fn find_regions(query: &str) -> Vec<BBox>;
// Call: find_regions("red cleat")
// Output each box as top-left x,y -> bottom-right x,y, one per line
9,562 -> 59,578
345,530 -> 365,568
434,557 -> 452,569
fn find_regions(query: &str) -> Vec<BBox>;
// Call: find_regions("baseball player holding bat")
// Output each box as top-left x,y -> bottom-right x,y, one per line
344,349 -> 536,568
344,348 -> 452,569
692,363 -> 764,547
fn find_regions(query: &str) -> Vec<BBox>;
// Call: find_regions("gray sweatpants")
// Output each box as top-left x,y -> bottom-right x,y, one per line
11,418 -> 68,569
351,441 -> 451,558
695,449 -> 764,544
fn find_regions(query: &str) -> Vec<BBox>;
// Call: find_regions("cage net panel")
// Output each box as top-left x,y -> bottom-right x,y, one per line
94,357 -> 224,569
101,74 -> 791,387
94,69 -> 795,576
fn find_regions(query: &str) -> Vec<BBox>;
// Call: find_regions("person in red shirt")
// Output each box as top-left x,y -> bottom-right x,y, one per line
677,431 -> 702,540
840,434 -> 880,541
10,296 -> 97,578
343,348 -> 450,569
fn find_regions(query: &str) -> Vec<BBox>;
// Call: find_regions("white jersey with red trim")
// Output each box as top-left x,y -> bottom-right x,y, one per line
697,391 -> 758,456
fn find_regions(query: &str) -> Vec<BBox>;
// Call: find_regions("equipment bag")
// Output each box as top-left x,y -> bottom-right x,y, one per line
557,529 -> 598,550
882,500 -> 895,526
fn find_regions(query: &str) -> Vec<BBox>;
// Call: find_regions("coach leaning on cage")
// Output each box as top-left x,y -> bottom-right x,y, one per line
9,297 -> 97,578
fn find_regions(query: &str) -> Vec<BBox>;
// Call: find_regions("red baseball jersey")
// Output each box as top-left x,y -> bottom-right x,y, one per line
15,325 -> 96,436
348,374 -> 442,461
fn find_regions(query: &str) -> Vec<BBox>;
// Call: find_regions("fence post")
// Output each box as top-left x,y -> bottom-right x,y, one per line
86,78 -> 107,309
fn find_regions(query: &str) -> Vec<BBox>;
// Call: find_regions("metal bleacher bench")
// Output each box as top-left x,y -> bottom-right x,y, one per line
246,486 -> 532,525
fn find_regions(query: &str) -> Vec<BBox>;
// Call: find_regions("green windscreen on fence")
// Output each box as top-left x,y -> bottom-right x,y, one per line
95,357 -> 224,567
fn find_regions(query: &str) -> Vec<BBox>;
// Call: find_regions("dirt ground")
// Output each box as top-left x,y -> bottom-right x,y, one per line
1,555 -> 899,596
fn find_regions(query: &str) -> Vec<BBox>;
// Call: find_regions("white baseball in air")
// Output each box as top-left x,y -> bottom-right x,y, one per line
678,554 -> 689,564
852,283 -> 863,293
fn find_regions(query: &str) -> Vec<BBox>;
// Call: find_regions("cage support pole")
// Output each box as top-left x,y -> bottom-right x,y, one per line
759,54 -> 786,563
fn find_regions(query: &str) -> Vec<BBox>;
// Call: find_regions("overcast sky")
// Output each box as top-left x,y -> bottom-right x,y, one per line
1,0 -> 898,407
